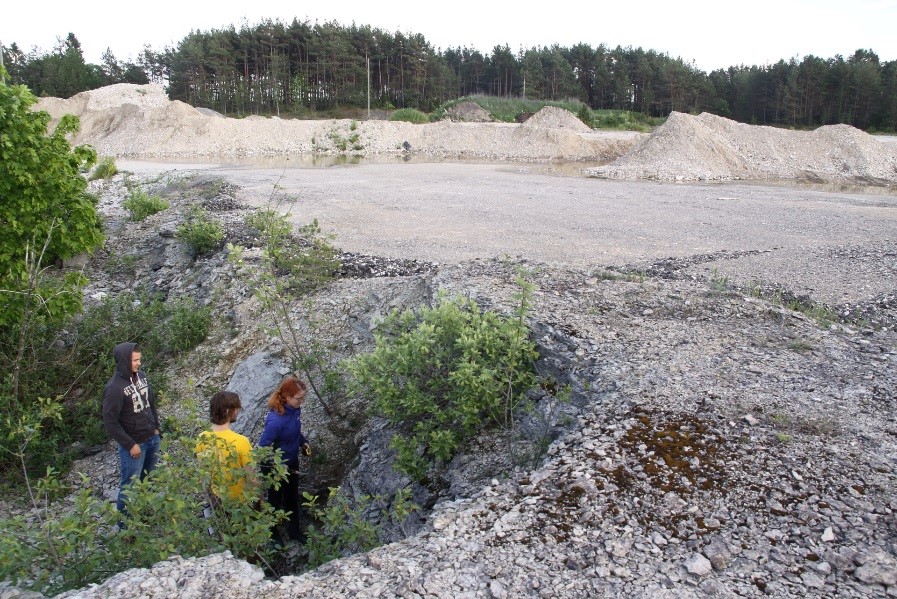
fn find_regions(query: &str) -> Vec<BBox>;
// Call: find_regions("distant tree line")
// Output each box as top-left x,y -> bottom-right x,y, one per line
4,21 -> 896,131
2,33 -> 148,99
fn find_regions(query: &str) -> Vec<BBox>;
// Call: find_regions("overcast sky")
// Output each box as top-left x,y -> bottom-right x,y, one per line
4,0 -> 896,73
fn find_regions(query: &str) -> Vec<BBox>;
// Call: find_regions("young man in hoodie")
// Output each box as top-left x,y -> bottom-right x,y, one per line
103,342 -> 161,514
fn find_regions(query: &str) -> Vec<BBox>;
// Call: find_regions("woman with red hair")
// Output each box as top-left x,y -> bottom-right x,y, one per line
258,376 -> 311,541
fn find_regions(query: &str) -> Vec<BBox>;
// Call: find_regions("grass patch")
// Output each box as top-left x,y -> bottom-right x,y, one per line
785,299 -> 837,327
788,338 -> 814,352
122,189 -> 170,221
176,204 -> 224,257
89,156 -> 118,180
709,269 -> 731,295
389,108 -> 429,124
592,109 -> 662,132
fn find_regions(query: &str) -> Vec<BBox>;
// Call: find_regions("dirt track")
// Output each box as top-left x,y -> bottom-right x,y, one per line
121,160 -> 897,309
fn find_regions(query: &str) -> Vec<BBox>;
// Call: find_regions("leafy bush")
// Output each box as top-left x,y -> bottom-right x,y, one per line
577,104 -> 594,128
350,275 -> 539,480
389,108 -> 429,124
0,291 -> 211,479
121,189 -> 170,221
89,156 -> 118,180
0,75 -> 103,381
0,399 -> 287,596
302,487 -> 418,569
176,204 -> 224,257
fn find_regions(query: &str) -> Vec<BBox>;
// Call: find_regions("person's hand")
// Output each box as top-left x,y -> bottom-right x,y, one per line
129,444 -> 142,458
301,443 -> 311,457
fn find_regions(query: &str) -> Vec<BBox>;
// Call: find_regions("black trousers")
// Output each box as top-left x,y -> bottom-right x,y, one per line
268,467 -> 303,541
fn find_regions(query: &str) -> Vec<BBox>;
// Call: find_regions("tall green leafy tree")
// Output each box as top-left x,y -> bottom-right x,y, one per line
0,73 -> 104,396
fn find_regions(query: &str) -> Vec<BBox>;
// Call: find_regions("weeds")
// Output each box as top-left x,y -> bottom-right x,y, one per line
122,189 -> 170,221
89,156 -> 118,180
785,299 -> 836,327
301,487 -> 418,569
327,127 -> 364,152
176,204 -> 224,257
389,108 -> 429,124
710,269 -> 731,295
788,338 -> 813,352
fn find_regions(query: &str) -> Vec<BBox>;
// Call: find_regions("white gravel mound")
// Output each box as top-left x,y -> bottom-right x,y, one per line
34,85 -> 897,185
590,111 -> 897,184
522,105 -> 593,133
35,84 -> 637,163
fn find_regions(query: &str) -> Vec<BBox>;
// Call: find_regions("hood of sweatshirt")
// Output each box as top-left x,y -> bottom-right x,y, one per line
113,342 -> 138,379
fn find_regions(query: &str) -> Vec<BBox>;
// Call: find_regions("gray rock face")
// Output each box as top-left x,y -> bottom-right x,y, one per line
226,351 -> 290,440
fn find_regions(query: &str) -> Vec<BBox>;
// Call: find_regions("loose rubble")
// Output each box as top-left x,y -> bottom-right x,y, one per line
33,171 -> 897,599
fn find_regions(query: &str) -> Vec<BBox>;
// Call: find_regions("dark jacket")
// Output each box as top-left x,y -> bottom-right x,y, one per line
258,405 -> 306,468
102,342 -> 160,451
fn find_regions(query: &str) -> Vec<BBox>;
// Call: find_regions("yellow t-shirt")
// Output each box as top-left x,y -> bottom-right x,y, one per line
196,429 -> 253,500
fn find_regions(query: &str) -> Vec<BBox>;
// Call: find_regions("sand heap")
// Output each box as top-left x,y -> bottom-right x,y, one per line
35,84 -> 637,163
589,111 -> 897,184
522,105 -> 593,133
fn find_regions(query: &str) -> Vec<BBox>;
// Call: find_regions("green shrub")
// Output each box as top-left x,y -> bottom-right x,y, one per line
389,108 -> 429,124
89,156 -> 118,180
0,401 -> 288,596
577,104 -> 594,128
121,189 -> 170,221
0,76 -> 103,335
176,205 -> 224,257
302,487 -> 418,569
0,291 -> 211,479
350,275 -> 538,480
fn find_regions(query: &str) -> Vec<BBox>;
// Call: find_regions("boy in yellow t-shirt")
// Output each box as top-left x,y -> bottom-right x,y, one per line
196,391 -> 254,501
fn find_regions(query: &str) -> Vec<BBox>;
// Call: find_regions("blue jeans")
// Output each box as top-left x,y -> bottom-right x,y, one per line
116,434 -> 160,513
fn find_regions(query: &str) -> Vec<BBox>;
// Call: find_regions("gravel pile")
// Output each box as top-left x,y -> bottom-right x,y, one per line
589,112 -> 897,184
445,102 -> 494,123
37,85 -> 897,186
522,106 -> 593,133
36,84 -> 638,164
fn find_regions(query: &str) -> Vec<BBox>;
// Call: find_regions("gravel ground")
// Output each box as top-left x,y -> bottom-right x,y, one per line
119,161 -> 897,312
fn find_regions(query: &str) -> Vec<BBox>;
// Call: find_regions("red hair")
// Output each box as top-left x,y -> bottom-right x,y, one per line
267,377 -> 307,415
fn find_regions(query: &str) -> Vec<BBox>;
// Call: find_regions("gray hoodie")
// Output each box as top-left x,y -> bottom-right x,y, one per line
102,342 -> 160,450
